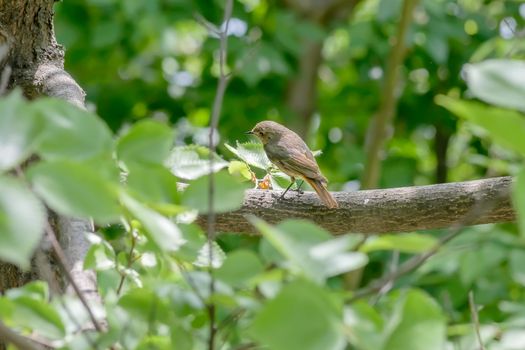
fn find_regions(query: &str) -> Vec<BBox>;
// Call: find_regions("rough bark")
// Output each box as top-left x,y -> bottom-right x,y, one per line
195,177 -> 514,234
0,0 -> 100,320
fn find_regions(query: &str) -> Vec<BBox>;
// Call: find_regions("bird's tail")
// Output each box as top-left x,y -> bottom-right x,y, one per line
304,178 -> 338,209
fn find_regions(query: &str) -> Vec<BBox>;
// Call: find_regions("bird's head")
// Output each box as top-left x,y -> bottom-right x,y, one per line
246,121 -> 284,144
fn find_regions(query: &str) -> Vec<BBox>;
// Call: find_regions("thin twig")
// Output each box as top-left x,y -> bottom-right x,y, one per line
44,223 -> 104,332
116,230 -> 137,295
370,250 -> 399,305
206,2 -> 234,350
469,291 -> 485,350
219,308 -> 246,350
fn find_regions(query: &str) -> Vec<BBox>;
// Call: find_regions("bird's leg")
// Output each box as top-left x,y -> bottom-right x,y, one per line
279,176 -> 295,200
294,180 -> 304,194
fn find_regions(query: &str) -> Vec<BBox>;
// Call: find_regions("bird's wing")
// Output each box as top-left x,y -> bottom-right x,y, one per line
278,148 -> 325,181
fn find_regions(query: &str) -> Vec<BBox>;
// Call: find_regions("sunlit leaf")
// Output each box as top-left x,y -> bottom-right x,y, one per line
120,192 -> 186,251
181,171 -> 247,213
166,145 -> 228,180
225,141 -> 271,170
0,176 -> 45,268
84,238 -> 116,270
464,59 -> 525,112
126,164 -> 180,204
228,160 -> 253,181
436,95 -> 525,156
254,219 -> 367,282
360,233 -> 438,253
28,160 -> 121,223
383,290 -> 446,350
31,98 -> 113,160
4,283 -> 65,340
193,241 -> 226,269
0,90 -> 43,172
117,120 -> 174,165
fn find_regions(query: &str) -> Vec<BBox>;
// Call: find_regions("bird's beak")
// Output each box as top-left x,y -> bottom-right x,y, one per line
245,130 -> 254,135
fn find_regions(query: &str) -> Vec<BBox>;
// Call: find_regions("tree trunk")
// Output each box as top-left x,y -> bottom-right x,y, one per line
0,0 -> 101,325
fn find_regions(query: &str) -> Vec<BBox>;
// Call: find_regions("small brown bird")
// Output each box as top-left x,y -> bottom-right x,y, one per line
247,121 -> 338,208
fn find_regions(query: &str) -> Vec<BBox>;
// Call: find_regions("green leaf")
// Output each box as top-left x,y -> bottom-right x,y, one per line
193,241 -> 226,269
170,326 -> 193,350
255,219 -> 367,282
216,250 -> 264,287
5,281 -> 49,301
121,192 -> 186,251
9,296 -> 66,339
436,95 -> 525,156
510,249 -> 525,286
117,120 -> 174,165
464,59 -> 525,112
0,90 -> 43,172
228,160 -> 253,181
459,242 -> 507,286
31,98 -> 113,160
181,171 -> 247,214
383,290 -> 446,350
119,288 -> 170,322
513,167 -> 525,238
84,237 -> 116,270
176,224 -> 207,262
310,236 -> 368,278
28,160 -> 121,223
360,233 -> 438,253
249,279 -> 345,350
136,336 -> 171,350
225,141 -> 271,170
345,302 -> 384,350
4,283 -> 65,339
166,145 -> 228,180
126,164 -> 180,204
0,176 -> 45,268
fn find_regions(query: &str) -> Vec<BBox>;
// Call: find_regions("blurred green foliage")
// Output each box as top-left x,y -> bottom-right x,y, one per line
55,0 -> 524,188
1,0 -> 525,349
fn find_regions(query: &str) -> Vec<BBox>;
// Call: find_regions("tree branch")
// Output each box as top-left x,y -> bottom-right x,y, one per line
193,176 -> 514,234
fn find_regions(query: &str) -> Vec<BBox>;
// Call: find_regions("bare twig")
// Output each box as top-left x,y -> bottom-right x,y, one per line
206,2 -> 234,350
370,251 -> 399,305
469,291 -> 485,350
44,223 -> 104,332
361,0 -> 419,189
348,186 -> 509,302
116,230 -> 137,295
0,320 -> 44,350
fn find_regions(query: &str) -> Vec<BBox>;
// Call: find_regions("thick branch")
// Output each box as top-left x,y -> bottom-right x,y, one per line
195,177 -> 514,234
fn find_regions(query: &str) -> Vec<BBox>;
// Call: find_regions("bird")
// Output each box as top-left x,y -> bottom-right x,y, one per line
246,120 -> 338,208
